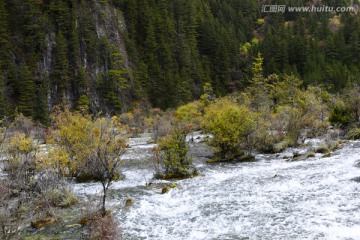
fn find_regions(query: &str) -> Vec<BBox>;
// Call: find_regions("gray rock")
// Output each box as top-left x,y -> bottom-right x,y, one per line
354,160 -> 360,168
350,176 -> 360,183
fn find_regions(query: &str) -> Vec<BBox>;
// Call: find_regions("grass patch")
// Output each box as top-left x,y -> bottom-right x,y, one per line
307,152 -> 316,158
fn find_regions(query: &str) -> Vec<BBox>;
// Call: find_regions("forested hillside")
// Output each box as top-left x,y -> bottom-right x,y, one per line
0,0 -> 359,123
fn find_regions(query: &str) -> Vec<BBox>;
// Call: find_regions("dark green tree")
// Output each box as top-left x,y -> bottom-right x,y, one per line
18,65 -> 35,117
51,31 -> 70,105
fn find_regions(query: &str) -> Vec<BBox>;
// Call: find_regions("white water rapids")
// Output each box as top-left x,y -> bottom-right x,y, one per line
74,138 -> 360,240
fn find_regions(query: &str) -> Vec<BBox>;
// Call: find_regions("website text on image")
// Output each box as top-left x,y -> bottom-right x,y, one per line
261,4 -> 358,13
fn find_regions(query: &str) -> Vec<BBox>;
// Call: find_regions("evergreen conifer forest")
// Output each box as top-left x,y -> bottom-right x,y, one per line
0,0 -> 359,121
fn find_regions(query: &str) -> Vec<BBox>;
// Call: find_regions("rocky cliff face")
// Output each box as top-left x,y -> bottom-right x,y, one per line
46,1 -> 131,113
0,0 -> 134,121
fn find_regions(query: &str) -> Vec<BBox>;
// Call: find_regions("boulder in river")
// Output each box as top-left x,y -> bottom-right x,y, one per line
354,160 -> 360,168
161,187 -> 169,194
350,176 -> 360,183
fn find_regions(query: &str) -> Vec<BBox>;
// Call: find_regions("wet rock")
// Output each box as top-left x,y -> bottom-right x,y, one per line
354,160 -> 360,168
315,145 -> 330,154
161,187 -> 169,194
293,151 -> 301,158
350,176 -> 360,183
125,198 -> 133,206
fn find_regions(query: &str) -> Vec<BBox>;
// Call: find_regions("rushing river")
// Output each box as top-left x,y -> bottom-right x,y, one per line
74,137 -> 360,240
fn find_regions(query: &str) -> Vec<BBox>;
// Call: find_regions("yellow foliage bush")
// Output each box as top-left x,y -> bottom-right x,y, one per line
174,101 -> 203,129
202,98 -> 256,159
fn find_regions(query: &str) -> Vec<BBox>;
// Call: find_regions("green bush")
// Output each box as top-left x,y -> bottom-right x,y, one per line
49,189 -> 79,208
347,127 -> 360,140
272,139 -> 294,153
153,127 -> 195,179
202,98 -> 256,159
329,105 -> 354,126
174,101 -> 203,129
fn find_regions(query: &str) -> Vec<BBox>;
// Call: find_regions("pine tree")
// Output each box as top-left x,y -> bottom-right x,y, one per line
23,0 -> 46,55
248,53 -> 270,110
34,77 -> 49,125
0,72 -> 6,117
49,0 -> 71,34
0,0 -> 10,69
100,45 -> 130,113
6,63 -> 18,117
76,67 -> 89,95
51,31 -> 70,105
18,65 -> 35,117
0,0 -> 10,118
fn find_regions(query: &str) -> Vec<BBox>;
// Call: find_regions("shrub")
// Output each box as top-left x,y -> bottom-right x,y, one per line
276,105 -> 303,144
329,104 -> 354,126
82,211 -> 121,240
251,111 -> 283,153
347,127 -> 360,140
47,107 -> 94,178
152,126 -> 195,179
48,189 -> 79,208
10,113 -> 36,137
2,133 -> 39,191
202,98 -> 256,159
48,108 -> 128,215
152,111 -> 173,141
0,180 -> 15,239
174,101 -> 203,129
119,106 -> 149,136
272,139 -> 294,153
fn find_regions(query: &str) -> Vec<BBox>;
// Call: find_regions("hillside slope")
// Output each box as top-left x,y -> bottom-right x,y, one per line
0,0 -> 359,123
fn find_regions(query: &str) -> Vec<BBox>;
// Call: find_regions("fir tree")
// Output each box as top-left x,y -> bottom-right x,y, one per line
51,31 -> 70,105
18,65 -> 35,117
